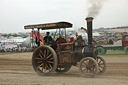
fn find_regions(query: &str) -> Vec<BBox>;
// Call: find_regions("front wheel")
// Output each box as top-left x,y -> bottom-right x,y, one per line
79,57 -> 99,77
96,56 -> 106,75
32,45 -> 58,76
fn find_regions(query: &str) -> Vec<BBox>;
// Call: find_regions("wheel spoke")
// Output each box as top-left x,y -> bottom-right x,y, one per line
47,54 -> 53,59
81,64 -> 86,68
98,59 -> 102,64
85,69 -> 88,73
46,64 -> 50,72
89,60 -> 94,65
37,61 -> 42,64
47,49 -> 49,57
45,65 -> 46,72
47,61 -> 54,64
35,57 -> 42,60
99,63 -> 104,65
99,65 -> 104,68
87,70 -> 90,73
48,63 -> 53,69
82,68 -> 87,72
87,60 -> 89,64
96,59 -> 99,63
41,63 -> 44,71
83,61 -> 87,65
40,50 -> 45,57
89,70 -> 92,74
90,63 -> 95,67
99,68 -> 102,72
37,63 -> 44,69
81,62 -> 87,68
49,58 -> 54,60
44,49 -> 46,58
96,58 -> 98,61
90,68 -> 94,73
39,54 -> 43,59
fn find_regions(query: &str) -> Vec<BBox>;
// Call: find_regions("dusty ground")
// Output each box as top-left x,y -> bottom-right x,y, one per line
0,52 -> 128,85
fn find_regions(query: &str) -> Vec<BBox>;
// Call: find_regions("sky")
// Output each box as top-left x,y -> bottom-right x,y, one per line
0,0 -> 128,33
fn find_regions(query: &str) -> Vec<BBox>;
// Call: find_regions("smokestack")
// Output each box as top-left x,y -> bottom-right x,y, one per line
86,17 -> 93,46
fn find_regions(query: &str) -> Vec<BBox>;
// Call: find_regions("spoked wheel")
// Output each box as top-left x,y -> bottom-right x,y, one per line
79,57 -> 99,77
97,47 -> 106,55
32,45 -> 58,76
124,46 -> 128,54
96,56 -> 106,75
55,64 -> 72,73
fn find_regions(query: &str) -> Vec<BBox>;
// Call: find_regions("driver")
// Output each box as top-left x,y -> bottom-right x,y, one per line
43,32 -> 52,45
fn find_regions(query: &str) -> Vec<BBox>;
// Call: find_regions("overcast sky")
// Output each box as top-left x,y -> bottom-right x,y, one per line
0,0 -> 128,33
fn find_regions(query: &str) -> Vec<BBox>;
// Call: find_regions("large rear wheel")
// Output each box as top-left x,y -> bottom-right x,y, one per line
32,45 -> 58,75
79,57 -> 99,77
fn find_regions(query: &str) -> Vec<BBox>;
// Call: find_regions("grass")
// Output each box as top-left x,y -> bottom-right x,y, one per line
99,50 -> 128,56
0,50 -> 127,56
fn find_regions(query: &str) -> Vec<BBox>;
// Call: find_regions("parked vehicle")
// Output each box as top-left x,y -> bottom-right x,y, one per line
96,33 -> 128,54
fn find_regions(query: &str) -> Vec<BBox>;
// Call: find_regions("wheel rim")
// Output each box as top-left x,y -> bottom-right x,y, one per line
98,49 -> 102,53
124,46 -> 128,54
96,56 -> 106,74
32,46 -> 57,75
97,47 -> 106,55
79,57 -> 99,77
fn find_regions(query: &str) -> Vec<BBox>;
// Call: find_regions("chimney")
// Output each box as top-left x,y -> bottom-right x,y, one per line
86,17 -> 93,47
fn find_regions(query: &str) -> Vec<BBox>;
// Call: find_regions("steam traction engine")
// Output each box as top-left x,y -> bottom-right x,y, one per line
24,17 -> 106,77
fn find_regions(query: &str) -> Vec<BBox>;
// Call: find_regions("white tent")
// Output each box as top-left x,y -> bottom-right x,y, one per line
0,37 -> 25,43
24,36 -> 31,44
93,32 -> 101,36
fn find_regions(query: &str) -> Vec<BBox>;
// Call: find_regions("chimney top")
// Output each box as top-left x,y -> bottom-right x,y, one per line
86,17 -> 94,22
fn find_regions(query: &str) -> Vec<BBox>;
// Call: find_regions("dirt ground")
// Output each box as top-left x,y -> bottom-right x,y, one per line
0,52 -> 128,85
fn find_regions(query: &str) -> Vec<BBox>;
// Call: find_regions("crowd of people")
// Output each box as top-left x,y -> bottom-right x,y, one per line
0,43 -> 32,53
0,47 -> 32,52
94,32 -> 122,44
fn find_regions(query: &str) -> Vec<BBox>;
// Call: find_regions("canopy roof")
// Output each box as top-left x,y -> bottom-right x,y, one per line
24,21 -> 72,30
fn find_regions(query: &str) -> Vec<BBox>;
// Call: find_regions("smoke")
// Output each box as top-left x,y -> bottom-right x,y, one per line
87,0 -> 106,18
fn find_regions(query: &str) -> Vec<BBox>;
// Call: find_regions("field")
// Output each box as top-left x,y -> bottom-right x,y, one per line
0,51 -> 128,85
100,50 -> 128,56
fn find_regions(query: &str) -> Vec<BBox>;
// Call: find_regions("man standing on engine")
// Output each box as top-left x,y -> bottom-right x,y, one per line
43,32 -> 52,45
